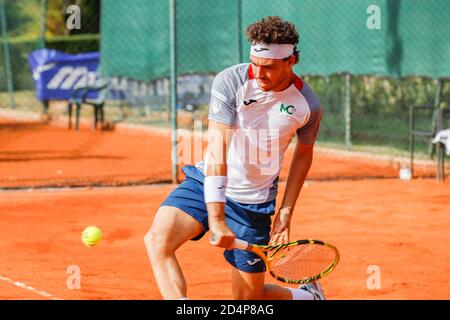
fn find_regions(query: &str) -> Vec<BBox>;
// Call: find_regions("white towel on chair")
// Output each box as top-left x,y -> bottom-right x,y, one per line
432,129 -> 450,156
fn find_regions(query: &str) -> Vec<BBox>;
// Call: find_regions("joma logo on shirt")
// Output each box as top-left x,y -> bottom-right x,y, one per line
280,103 -> 296,115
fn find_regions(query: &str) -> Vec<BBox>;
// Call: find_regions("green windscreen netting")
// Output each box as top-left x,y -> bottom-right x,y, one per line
100,0 -> 450,80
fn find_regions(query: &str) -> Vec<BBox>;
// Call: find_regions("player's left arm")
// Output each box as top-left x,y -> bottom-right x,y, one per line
270,104 -> 323,245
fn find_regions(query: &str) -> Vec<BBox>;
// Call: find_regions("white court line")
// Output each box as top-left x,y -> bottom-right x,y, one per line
0,275 -> 63,300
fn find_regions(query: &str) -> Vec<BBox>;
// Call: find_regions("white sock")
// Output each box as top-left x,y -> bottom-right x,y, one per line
177,297 -> 189,300
288,287 -> 314,300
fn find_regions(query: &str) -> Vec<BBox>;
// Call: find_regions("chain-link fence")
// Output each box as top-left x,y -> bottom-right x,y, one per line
1,0 -> 449,189
99,0 -> 450,154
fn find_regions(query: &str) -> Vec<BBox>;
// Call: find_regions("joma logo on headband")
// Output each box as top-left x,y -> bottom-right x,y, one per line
254,47 -> 269,52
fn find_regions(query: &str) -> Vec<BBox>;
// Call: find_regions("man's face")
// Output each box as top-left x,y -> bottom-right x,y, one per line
250,55 -> 295,91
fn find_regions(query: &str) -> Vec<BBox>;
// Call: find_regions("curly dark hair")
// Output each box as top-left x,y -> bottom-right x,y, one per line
246,16 -> 300,63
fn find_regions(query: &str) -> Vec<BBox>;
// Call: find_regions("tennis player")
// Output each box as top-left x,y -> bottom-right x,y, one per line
145,16 -> 324,300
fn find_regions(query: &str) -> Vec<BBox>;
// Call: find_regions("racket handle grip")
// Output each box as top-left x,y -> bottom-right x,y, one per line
234,239 -> 250,250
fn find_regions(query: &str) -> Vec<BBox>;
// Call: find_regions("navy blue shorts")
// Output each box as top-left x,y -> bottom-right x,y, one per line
160,165 -> 275,273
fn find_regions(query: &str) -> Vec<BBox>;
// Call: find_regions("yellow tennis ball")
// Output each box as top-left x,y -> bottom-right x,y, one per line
81,226 -> 102,247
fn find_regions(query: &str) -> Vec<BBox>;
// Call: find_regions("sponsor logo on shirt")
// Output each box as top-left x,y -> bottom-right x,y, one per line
280,103 -> 296,115
243,99 -> 257,106
210,98 -> 222,114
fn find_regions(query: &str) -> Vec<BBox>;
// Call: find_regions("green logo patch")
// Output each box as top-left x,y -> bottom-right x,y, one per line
280,103 -> 296,115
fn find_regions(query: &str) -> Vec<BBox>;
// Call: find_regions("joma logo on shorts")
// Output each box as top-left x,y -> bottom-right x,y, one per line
280,103 -> 296,115
246,258 -> 262,266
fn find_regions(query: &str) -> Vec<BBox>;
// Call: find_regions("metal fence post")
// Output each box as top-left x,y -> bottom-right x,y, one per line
344,73 -> 352,149
237,0 -> 242,63
429,79 -> 443,159
0,0 -> 15,108
40,0 -> 46,49
169,0 -> 179,184
436,107 -> 444,182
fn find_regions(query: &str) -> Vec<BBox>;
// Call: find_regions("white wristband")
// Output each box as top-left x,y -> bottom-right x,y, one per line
204,176 -> 228,203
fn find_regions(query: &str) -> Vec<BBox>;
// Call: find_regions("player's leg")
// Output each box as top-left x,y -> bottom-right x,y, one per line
145,165 -> 210,299
230,267 -> 321,300
230,268 -> 289,299
224,199 -> 291,299
230,268 -> 265,299
225,199 -> 319,300
144,205 -> 204,300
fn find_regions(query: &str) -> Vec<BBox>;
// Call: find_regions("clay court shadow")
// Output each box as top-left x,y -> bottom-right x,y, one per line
0,151 -> 124,162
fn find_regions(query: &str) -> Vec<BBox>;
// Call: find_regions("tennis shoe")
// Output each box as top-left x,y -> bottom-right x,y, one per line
299,281 -> 326,300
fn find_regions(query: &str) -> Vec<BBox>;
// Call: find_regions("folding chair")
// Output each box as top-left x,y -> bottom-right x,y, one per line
410,105 -> 450,181
68,78 -> 110,130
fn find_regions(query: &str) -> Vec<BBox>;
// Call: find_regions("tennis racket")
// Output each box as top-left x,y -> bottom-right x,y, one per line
218,237 -> 340,285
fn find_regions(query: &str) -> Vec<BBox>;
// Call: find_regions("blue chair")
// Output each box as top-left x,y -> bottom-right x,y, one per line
67,78 -> 110,130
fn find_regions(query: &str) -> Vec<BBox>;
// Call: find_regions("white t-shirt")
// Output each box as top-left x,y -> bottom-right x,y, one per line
196,63 -> 322,204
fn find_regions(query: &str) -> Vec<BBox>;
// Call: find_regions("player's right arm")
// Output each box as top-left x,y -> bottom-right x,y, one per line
206,120 -> 235,249
205,66 -> 244,249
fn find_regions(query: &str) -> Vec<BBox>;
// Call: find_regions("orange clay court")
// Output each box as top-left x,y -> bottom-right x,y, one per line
0,119 -> 449,299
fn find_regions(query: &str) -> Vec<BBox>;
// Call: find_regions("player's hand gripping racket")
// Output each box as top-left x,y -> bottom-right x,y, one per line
211,235 -> 340,284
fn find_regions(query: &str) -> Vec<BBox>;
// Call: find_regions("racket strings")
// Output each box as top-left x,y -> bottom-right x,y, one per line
269,244 -> 336,281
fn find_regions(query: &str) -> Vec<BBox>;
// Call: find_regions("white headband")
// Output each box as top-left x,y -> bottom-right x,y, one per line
250,43 -> 294,59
